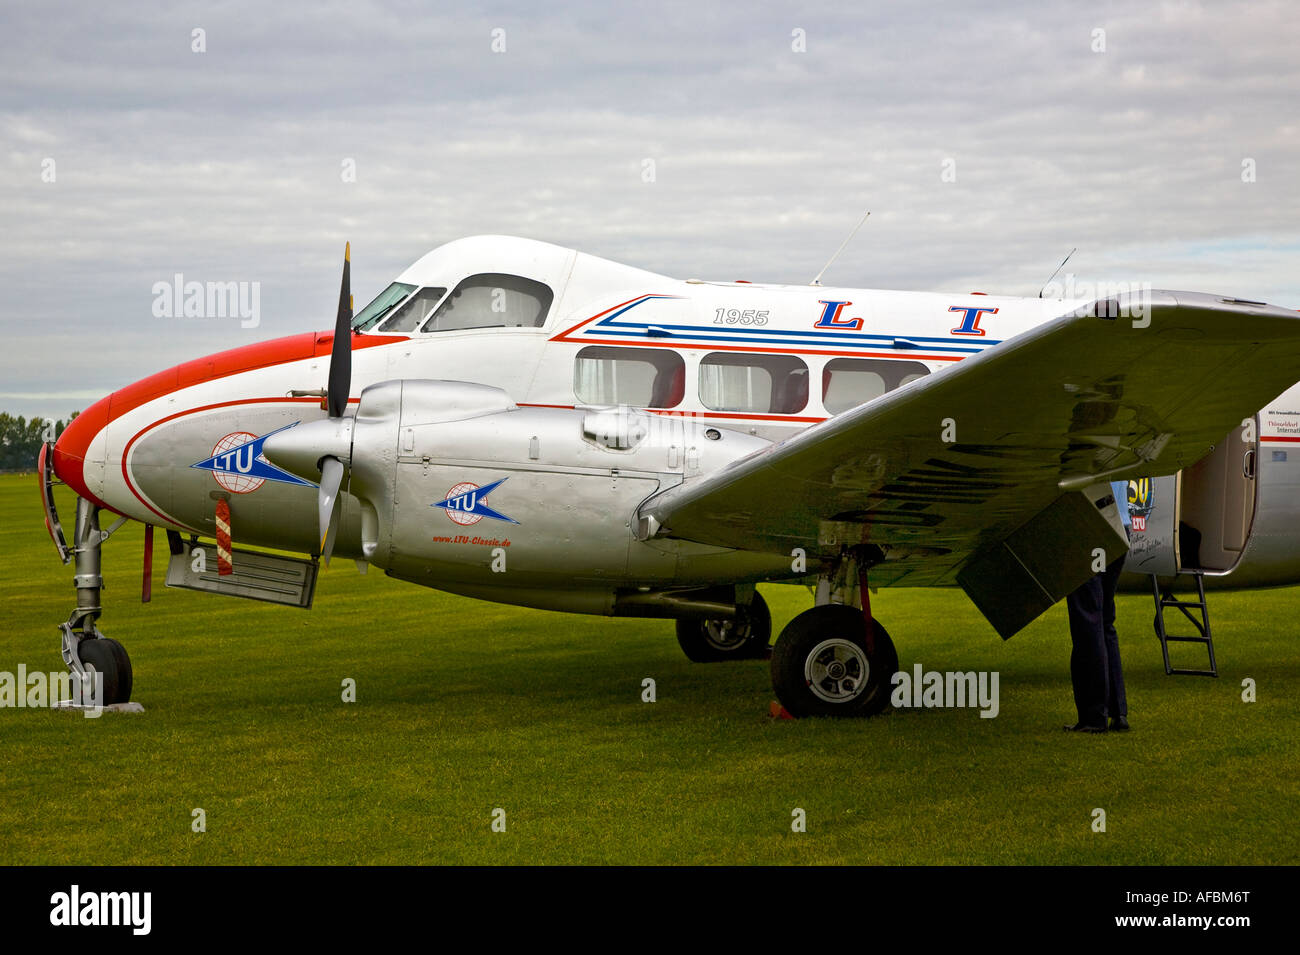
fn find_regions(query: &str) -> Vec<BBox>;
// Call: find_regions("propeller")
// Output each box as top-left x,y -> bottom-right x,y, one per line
263,243 -> 357,565
318,455 -> 345,563
317,243 -> 353,563
328,243 -> 352,419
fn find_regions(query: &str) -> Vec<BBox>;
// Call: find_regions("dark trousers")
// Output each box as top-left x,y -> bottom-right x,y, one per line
1066,555 -> 1128,727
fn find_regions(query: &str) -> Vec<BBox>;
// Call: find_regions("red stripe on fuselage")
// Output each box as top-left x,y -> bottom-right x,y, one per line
550,296 -> 968,362
560,337 -> 965,362
52,331 -> 405,513
549,294 -> 659,342
517,402 -> 828,424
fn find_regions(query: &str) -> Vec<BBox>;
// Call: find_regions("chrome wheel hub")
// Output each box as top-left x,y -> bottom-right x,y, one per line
805,638 -> 869,703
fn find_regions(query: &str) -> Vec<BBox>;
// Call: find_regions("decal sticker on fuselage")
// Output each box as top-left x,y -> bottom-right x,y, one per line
190,422 -> 317,493
1126,477 -> 1154,532
948,305 -> 997,337
432,477 -> 519,525
551,294 -> 1002,360
813,300 -> 862,330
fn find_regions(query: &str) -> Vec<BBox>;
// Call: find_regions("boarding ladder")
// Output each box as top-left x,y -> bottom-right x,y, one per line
1150,573 -> 1218,677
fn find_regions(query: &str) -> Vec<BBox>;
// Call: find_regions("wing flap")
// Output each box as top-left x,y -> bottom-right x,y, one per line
956,482 -> 1126,639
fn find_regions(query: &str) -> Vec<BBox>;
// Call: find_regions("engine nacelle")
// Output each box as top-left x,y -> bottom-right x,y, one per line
344,379 -> 781,612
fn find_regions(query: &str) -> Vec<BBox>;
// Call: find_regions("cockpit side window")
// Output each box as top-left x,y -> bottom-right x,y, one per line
378,286 -> 448,333
419,273 -> 553,333
353,282 -> 416,332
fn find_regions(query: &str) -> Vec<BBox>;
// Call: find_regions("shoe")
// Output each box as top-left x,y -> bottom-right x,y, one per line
1063,722 -> 1107,733
1109,716 -> 1130,731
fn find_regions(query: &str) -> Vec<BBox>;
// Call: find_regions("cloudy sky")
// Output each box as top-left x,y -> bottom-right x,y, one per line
2,0 -> 1297,422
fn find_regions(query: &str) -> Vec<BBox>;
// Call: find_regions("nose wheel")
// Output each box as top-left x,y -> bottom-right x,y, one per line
75,636 -> 134,706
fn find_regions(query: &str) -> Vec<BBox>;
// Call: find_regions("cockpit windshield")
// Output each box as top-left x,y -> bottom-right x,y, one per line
377,286 -> 448,332
353,273 -> 554,334
352,282 -> 415,331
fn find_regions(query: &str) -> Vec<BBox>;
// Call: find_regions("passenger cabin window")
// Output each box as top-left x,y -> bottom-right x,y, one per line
378,286 -> 447,332
822,358 -> 931,414
699,353 -> 809,414
575,346 -> 685,408
419,273 -> 553,333
353,282 -> 416,331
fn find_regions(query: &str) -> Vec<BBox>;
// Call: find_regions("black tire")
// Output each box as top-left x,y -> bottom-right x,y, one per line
102,637 -> 133,704
771,605 -> 898,717
676,592 -> 772,662
77,636 -> 133,706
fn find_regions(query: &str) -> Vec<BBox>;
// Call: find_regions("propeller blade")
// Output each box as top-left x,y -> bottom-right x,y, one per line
327,242 -> 353,419
318,454 -> 345,564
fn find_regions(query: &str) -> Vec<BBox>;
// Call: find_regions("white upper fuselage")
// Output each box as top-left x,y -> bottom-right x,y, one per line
362,235 -> 1088,439
58,234 -> 1093,535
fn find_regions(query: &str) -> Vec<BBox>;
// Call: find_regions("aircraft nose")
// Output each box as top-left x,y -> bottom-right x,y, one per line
51,391 -> 111,506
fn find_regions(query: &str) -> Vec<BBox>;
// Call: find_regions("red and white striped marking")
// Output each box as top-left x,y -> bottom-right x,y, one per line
215,499 -> 233,576
142,524 -> 153,602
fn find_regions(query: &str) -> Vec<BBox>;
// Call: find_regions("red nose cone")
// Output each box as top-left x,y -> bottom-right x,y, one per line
48,330 -> 401,511
52,392 -> 111,506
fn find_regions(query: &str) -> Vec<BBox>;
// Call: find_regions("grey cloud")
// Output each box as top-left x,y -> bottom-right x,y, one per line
1,0 -> 1297,422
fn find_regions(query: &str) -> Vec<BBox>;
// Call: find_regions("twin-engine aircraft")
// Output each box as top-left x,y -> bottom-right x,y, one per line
39,235 -> 1300,715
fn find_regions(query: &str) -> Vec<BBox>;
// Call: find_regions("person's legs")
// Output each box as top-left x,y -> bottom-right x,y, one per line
1066,574 -> 1108,728
1102,555 -> 1128,722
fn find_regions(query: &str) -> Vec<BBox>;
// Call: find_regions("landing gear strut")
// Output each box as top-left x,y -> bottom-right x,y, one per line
771,550 -> 898,717
57,498 -> 133,706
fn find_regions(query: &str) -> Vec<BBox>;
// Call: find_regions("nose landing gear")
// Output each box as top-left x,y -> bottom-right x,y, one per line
52,493 -> 135,707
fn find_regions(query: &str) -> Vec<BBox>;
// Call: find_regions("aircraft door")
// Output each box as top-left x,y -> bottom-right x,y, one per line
1178,419 -> 1258,572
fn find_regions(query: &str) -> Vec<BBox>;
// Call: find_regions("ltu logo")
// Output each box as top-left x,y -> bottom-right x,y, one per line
1127,477 -> 1154,532
207,432 -> 262,493
433,478 -> 519,525
190,423 -> 317,493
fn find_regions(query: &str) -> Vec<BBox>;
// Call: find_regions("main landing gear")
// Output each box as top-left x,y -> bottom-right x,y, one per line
771,551 -> 898,717
676,591 -> 772,662
56,497 -> 134,706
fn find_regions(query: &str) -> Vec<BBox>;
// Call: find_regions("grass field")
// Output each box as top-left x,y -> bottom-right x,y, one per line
1,472 -> 1296,865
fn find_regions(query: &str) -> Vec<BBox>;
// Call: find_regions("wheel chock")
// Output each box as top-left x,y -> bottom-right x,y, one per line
768,701 -> 795,719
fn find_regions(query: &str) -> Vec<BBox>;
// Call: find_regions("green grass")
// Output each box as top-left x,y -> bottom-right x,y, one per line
1,472 -> 1296,864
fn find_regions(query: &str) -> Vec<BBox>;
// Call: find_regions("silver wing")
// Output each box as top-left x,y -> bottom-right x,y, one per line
638,291 -> 1300,637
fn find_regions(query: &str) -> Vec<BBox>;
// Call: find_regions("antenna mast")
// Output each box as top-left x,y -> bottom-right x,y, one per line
1038,248 -> 1077,298
810,210 -> 870,287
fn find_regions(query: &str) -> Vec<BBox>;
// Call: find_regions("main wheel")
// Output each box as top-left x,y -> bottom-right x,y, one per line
77,636 -> 133,706
676,592 -> 772,662
771,605 -> 898,717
